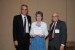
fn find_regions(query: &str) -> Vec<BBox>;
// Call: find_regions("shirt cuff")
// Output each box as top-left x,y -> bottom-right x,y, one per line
61,44 -> 65,46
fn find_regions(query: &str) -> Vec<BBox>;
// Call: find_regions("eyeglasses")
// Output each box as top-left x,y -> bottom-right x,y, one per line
21,9 -> 28,10
52,16 -> 58,17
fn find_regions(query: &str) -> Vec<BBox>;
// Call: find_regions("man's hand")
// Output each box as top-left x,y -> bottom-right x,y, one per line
14,40 -> 18,46
60,45 -> 64,50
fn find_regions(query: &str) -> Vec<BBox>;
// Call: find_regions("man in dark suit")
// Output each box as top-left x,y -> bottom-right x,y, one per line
48,13 -> 67,50
13,4 -> 31,50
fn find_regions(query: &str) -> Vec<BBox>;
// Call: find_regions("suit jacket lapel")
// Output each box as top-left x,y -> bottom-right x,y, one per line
27,15 -> 30,28
26,15 -> 29,23
20,15 -> 24,28
55,20 -> 60,29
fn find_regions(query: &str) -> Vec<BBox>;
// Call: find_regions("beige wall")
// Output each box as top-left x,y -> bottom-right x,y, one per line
0,0 -> 75,50
67,0 -> 75,41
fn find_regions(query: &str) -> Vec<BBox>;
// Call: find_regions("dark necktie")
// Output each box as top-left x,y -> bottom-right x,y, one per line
51,22 -> 55,34
24,17 -> 26,33
49,22 -> 55,40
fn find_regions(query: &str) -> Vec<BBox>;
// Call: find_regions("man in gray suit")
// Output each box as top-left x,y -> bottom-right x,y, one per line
48,13 -> 67,50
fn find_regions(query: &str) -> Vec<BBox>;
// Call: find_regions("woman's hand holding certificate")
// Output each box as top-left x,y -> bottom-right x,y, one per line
30,34 -> 36,37
38,34 -> 45,38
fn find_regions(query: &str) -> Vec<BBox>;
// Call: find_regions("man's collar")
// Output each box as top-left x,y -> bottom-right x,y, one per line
21,14 -> 26,18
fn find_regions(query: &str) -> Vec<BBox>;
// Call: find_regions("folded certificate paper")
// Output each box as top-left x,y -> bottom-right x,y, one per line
33,28 -> 43,35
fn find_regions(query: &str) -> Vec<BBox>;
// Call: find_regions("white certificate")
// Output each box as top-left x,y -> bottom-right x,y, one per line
33,28 -> 42,35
